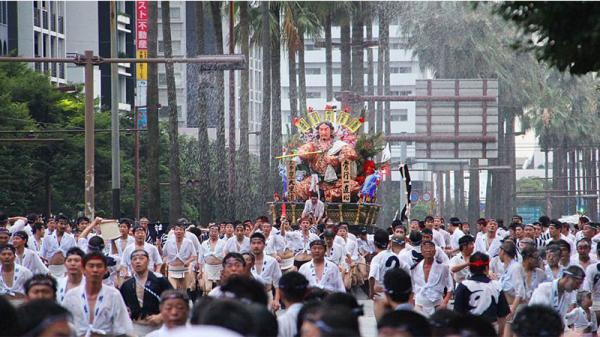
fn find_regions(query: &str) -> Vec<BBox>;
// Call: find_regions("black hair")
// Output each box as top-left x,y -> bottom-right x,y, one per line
83,251 -> 108,267
119,218 -> 133,228
279,271 -> 308,303
16,299 -> 71,337
424,215 -> 434,222
377,309 -> 432,337
26,213 -> 40,224
383,268 -> 412,303
556,239 -> 572,253
512,304 -> 563,337
373,229 -> 390,249
0,244 -> 16,255
316,121 -> 334,139
304,287 -> 329,301
190,296 -> 215,325
500,240 -> 517,259
24,274 -> 57,296
538,215 -> 551,227
449,313 -> 496,337
32,222 -> 44,234
246,303 -> 279,337
310,191 -> 319,198
421,228 -> 433,236
76,216 -> 90,224
66,247 -> 86,260
87,235 -> 105,251
297,301 -> 323,336
250,232 -> 266,242
319,305 -> 360,337
220,276 -> 268,306
430,309 -> 461,336
222,252 -> 246,267
469,252 -> 490,275
325,292 -> 364,317
0,295 -> 19,336
194,299 -> 254,336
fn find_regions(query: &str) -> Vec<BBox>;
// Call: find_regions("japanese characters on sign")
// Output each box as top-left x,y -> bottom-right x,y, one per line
136,0 -> 148,81
341,160 -> 351,203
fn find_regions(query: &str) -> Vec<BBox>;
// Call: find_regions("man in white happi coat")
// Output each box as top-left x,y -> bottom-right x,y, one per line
250,232 -> 282,311
64,252 -> 134,337
281,217 -> 320,270
411,240 -> 453,317
475,219 -> 503,258
223,223 -> 250,255
121,225 -> 163,277
369,230 -> 410,319
40,215 -> 77,278
56,247 -> 85,304
298,239 -> 345,293
12,230 -> 48,275
530,265 -> 585,327
198,224 -> 225,295
449,235 -> 475,287
0,244 -> 33,299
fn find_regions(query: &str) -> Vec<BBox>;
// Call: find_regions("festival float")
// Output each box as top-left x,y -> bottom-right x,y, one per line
269,105 -> 392,226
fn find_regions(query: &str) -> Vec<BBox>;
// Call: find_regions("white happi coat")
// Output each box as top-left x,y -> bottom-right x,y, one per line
16,247 -> 49,275
265,233 -> 286,256
114,236 -> 135,258
369,250 -> 410,299
0,263 -> 32,296
40,231 -> 77,260
120,242 -> 163,274
199,238 -> 226,264
162,238 -> 196,265
298,260 -> 345,293
285,231 -> 320,256
63,283 -> 134,337
411,260 -> 452,314
223,236 -> 251,254
251,255 -> 282,288
530,279 -> 576,325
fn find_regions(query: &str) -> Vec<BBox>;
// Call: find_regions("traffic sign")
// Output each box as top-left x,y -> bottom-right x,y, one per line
410,192 -> 419,202
422,192 -> 431,202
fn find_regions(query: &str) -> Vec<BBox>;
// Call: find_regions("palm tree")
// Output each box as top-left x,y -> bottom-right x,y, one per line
161,1 -> 181,224
259,1 -> 272,204
227,1 -> 236,219
271,3 -> 283,190
210,1 -> 228,219
195,2 -> 212,225
237,1 -> 251,218
146,1 -> 161,222
351,2 -> 364,115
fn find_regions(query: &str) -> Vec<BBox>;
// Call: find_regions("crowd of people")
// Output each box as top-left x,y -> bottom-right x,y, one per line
0,210 -> 598,337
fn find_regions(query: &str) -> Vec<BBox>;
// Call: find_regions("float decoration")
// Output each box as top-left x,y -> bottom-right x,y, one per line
270,105 -> 391,227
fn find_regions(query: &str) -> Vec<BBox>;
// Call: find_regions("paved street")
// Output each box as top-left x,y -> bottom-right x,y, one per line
359,299 -> 377,337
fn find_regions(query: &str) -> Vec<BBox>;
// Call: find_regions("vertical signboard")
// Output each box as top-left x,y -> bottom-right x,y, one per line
136,0 -> 148,106
341,160 -> 351,203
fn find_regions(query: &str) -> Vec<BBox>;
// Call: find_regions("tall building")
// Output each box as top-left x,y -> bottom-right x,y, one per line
280,22 -> 430,162
0,1 -> 8,55
98,0 -> 136,113
9,0 -> 67,84
157,1 -> 186,127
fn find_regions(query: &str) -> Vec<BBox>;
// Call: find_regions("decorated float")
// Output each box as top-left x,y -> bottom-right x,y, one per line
268,105 -> 392,226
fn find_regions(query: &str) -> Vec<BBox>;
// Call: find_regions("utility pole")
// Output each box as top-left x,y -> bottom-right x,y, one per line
84,51 -> 97,218
110,0 -> 121,219
0,53 -> 245,219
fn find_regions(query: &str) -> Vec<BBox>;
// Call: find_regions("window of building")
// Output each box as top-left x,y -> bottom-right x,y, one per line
170,7 -> 181,19
390,90 -> 412,96
305,67 -> 321,75
158,40 -> 182,54
390,66 -> 412,74
305,43 -> 318,51
390,109 -> 408,122
306,91 -> 321,99
332,68 -> 341,75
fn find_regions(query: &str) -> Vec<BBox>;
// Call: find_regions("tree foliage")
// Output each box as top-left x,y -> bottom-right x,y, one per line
492,2 -> 600,74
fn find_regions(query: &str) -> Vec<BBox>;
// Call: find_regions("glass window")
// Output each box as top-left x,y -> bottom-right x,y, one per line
170,7 -> 180,19
390,66 -> 412,74
305,67 -> 321,75
390,109 -> 408,122
306,91 -> 321,99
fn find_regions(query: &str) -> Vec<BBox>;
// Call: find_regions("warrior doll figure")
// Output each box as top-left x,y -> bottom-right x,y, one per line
293,122 -> 360,201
